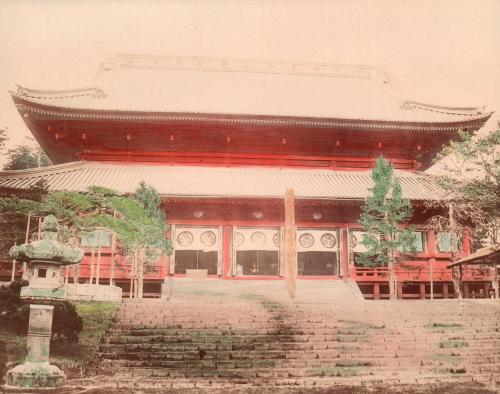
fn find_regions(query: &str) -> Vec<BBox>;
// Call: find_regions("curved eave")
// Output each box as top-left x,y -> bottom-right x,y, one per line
11,93 -> 493,133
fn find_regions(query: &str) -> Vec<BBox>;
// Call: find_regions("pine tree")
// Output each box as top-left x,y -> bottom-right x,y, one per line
426,129 -> 500,249
3,145 -> 49,170
0,127 -> 8,152
0,183 -> 173,298
358,157 -> 416,300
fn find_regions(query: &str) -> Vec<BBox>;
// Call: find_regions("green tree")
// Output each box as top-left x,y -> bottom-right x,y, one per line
358,157 -> 416,300
0,180 -> 49,261
0,128 -> 8,153
427,129 -> 499,249
130,182 -> 172,297
3,144 -> 49,170
0,183 -> 173,298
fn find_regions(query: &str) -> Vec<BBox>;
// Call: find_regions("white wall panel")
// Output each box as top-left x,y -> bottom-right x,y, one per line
297,229 -> 339,253
174,226 -> 220,252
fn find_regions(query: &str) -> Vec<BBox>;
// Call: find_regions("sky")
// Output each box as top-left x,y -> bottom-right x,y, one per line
0,0 -> 499,166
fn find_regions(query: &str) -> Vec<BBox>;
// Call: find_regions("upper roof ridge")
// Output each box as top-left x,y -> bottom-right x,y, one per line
98,53 -> 390,81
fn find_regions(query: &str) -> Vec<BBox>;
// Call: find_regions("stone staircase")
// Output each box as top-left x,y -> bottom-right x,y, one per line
86,280 -> 500,390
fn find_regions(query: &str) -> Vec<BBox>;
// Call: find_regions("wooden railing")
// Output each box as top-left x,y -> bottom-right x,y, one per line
350,263 -> 495,282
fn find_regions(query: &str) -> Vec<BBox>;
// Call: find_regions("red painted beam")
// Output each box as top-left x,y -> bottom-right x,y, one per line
80,150 -> 418,170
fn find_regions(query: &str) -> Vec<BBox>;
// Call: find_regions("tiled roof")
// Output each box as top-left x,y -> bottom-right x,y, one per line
0,161 -> 444,201
11,55 -> 492,126
450,244 -> 500,266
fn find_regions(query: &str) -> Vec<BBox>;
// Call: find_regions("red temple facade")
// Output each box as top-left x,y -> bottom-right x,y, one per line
0,55 -> 495,299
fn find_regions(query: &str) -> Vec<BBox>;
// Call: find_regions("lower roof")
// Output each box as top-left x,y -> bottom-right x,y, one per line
0,161 -> 443,201
449,244 -> 500,267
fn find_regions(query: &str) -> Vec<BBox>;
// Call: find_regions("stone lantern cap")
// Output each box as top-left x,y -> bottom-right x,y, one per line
9,214 -> 84,266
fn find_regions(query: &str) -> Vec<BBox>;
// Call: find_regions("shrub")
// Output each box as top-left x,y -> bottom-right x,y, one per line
0,279 -> 83,342
0,279 -> 29,334
52,302 -> 83,342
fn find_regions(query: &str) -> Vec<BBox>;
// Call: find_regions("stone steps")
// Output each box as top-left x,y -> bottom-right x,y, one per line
74,374 -> 489,391
92,362 -> 490,380
88,291 -> 500,388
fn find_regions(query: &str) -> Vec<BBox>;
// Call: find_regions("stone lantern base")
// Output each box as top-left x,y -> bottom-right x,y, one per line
5,362 -> 65,388
4,304 -> 66,388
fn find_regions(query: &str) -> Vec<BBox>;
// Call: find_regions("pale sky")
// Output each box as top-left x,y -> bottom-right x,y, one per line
0,0 -> 499,164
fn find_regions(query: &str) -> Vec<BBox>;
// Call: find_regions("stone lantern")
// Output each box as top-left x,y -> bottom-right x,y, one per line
5,214 -> 84,388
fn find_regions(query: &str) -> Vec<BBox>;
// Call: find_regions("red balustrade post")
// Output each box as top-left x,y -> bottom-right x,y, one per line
419,283 -> 426,300
429,258 -> 435,300
443,282 -> 449,299
397,282 -> 403,299
373,283 -> 380,300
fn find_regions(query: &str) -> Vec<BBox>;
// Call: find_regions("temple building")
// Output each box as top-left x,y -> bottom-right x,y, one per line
0,55 -> 495,299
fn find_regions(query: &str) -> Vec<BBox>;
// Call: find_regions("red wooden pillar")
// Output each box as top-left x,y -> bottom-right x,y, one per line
427,230 -> 437,255
373,283 -> 380,300
397,282 -> 403,299
484,282 -> 490,298
419,283 -> 426,300
223,225 -> 232,280
443,282 -> 449,299
163,255 -> 169,277
463,283 -> 470,298
341,228 -> 349,277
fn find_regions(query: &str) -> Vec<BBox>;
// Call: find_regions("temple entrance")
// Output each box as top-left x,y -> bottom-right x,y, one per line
233,227 -> 281,276
297,229 -> 339,276
172,226 -> 220,275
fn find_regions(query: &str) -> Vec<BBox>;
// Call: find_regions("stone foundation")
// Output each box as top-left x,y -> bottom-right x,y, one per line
5,362 -> 65,388
64,284 -> 122,302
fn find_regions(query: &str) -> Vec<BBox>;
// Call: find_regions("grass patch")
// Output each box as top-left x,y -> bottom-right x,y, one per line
438,340 -> 468,349
189,289 -> 226,297
307,366 -> 364,377
338,345 -> 361,351
425,322 -> 463,329
0,330 -> 26,377
429,353 -> 463,365
0,301 -> 119,375
238,293 -> 266,301
337,335 -> 369,343
431,366 -> 467,374
262,301 -> 282,309
336,359 -> 373,367
339,320 -> 385,330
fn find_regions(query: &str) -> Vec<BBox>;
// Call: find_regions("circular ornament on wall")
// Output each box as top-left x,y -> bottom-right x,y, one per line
200,231 -> 217,246
273,232 -> 280,247
251,231 -> 267,246
235,232 -> 244,247
299,233 -> 314,248
321,233 -> 336,248
177,231 -> 194,247
350,234 -> 358,247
